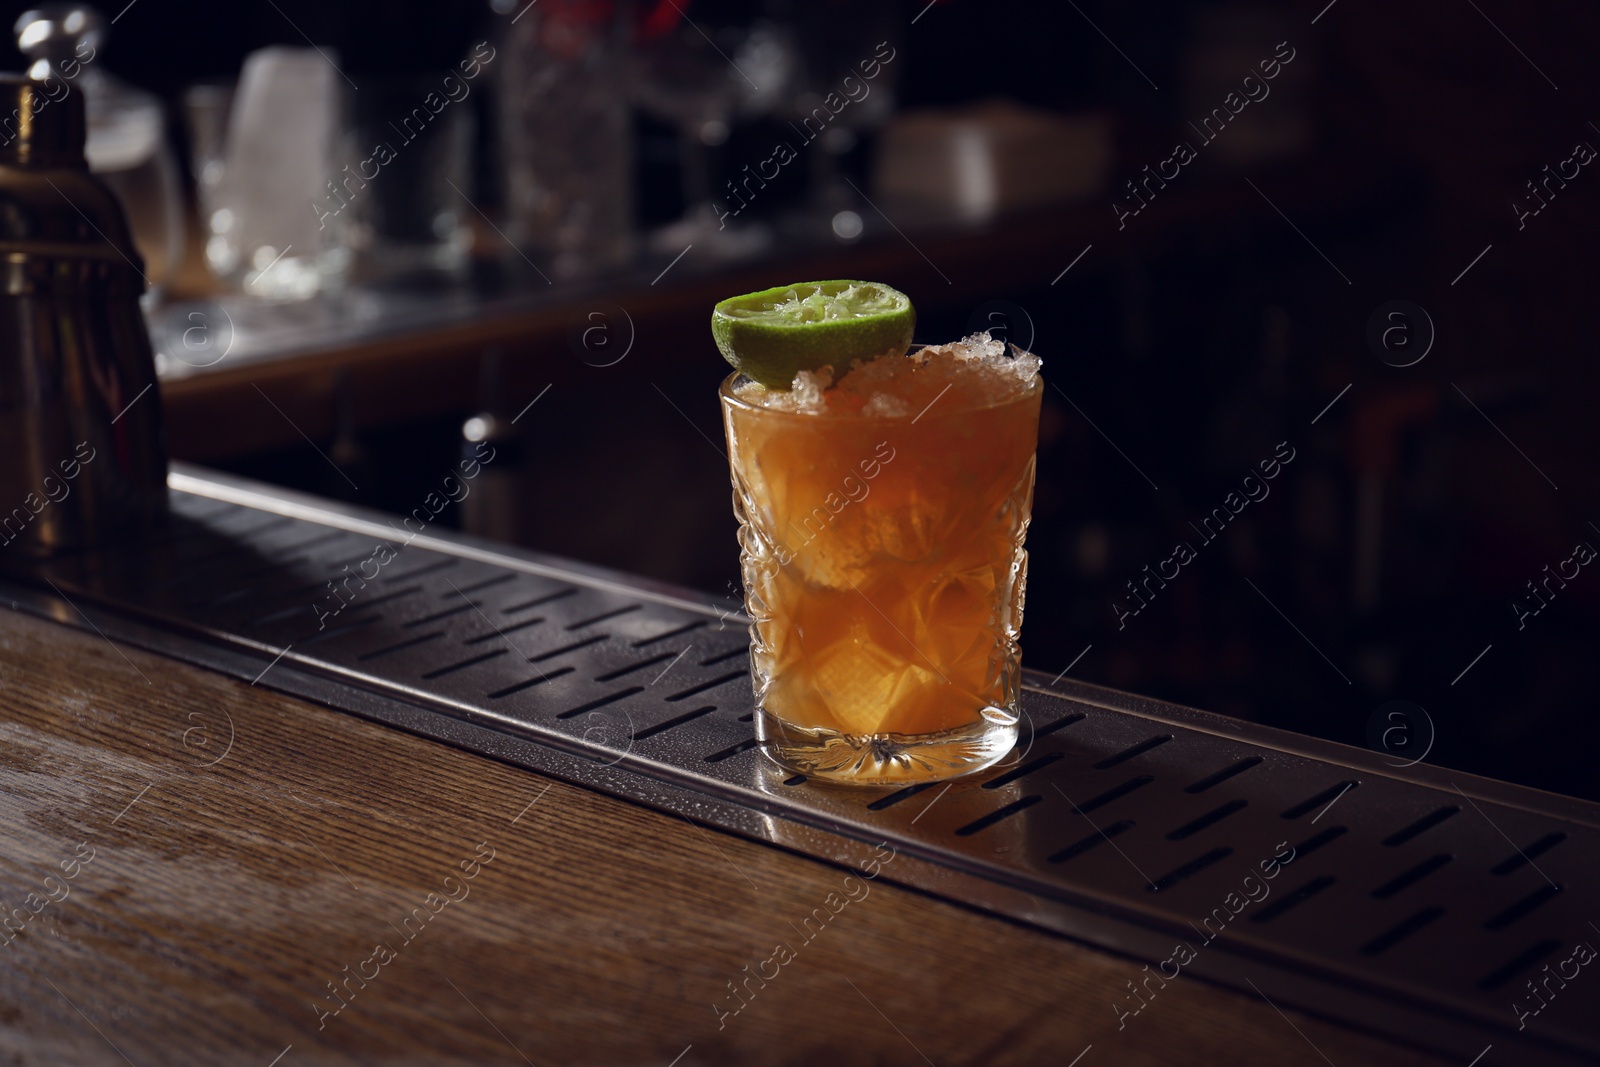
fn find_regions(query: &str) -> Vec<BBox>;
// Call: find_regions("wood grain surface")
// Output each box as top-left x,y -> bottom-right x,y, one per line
0,606 -> 1448,1066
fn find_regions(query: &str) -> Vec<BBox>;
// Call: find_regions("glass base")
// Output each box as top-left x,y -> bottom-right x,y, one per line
755,708 -> 1018,786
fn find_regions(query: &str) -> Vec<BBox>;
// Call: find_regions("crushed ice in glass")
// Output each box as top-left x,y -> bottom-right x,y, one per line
734,331 -> 1041,416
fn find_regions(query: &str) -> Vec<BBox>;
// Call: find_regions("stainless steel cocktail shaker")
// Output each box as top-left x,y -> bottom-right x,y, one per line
0,72 -> 166,557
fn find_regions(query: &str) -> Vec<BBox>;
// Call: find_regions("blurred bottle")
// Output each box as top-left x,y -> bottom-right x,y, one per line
15,4 -> 185,304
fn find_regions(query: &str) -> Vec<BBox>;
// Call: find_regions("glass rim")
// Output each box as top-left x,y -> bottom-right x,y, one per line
717,362 -> 1043,422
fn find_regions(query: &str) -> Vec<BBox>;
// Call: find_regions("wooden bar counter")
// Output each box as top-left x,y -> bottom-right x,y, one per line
0,603 -> 1451,1065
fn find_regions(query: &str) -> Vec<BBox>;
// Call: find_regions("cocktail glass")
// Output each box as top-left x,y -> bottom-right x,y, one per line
720,340 -> 1041,784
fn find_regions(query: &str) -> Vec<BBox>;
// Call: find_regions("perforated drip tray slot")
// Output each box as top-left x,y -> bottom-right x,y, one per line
13,466 -> 1600,1066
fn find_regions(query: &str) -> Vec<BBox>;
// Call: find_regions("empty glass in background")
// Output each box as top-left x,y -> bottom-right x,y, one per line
185,47 -> 350,300
16,4 -> 185,303
343,76 -> 475,285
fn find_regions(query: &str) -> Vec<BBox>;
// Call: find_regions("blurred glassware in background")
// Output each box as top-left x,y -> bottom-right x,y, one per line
181,79 -> 231,261
192,47 -> 350,300
633,12 -> 797,259
496,0 -> 637,282
876,102 -> 1113,224
345,75 -> 475,286
786,0 -> 902,243
15,3 -> 185,304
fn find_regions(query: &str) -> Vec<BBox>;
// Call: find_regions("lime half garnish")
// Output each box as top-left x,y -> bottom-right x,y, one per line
712,280 -> 915,389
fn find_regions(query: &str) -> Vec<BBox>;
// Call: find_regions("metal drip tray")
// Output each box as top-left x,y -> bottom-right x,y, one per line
10,465 -> 1599,1066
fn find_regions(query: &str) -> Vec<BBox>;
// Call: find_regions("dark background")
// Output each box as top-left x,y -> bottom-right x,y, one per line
14,0 -> 1600,802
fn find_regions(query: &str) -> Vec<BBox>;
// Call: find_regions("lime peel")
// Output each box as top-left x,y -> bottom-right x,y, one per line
712,280 -> 915,389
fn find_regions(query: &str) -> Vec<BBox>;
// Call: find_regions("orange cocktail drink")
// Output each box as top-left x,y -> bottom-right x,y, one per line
721,333 -> 1041,783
